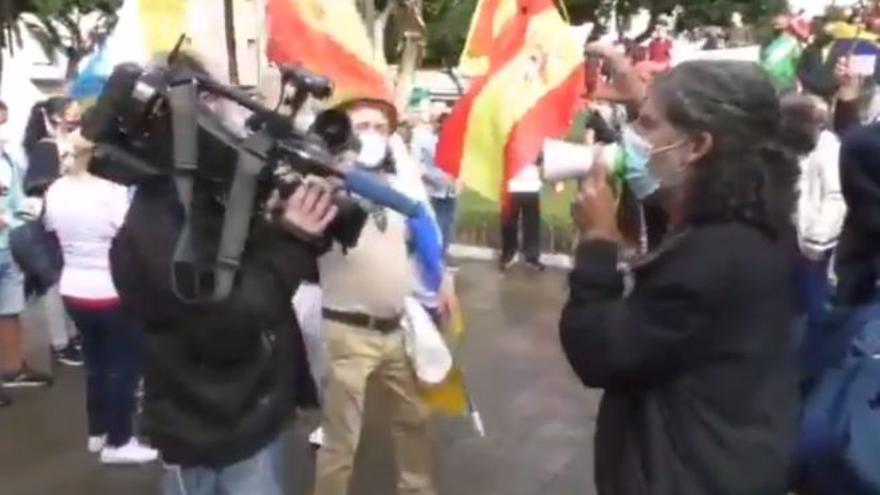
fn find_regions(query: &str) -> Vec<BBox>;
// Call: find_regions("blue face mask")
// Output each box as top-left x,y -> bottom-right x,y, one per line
621,125 -> 660,200
621,125 -> 688,198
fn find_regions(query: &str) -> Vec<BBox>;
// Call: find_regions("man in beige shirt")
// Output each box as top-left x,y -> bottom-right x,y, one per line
312,97 -> 439,495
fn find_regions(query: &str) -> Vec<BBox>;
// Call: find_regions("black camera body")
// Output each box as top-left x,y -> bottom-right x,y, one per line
83,62 -> 366,303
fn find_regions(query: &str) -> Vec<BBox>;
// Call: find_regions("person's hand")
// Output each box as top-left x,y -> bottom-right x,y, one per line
273,178 -> 339,239
438,272 -> 456,318
572,154 -> 621,244
584,42 -> 645,108
584,42 -> 623,61
835,56 -> 863,102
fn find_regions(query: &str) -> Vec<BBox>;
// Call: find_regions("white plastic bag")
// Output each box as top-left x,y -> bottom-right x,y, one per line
402,296 -> 453,385
293,283 -> 326,395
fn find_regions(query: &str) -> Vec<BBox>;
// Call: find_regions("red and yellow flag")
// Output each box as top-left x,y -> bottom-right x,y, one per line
438,0 -> 585,203
266,0 -> 394,105
458,0 -> 518,76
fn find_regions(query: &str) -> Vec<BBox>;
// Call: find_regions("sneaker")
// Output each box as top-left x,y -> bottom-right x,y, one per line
53,343 -> 84,367
2,365 -> 53,388
525,259 -> 546,272
499,256 -> 516,272
309,427 -> 325,448
0,388 -> 11,408
88,435 -> 107,453
100,438 -> 158,465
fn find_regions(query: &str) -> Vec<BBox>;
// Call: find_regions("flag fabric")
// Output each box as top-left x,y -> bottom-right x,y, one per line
437,0 -> 585,204
266,0 -> 394,105
760,33 -> 802,91
458,0 -> 518,76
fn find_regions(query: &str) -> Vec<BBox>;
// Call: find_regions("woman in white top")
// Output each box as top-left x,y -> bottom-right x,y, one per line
43,131 -> 157,465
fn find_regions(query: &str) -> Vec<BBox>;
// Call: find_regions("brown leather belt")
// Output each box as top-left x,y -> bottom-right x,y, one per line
323,308 -> 401,333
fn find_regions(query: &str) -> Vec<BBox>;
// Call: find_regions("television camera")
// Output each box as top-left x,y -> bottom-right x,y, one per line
82,57 -> 383,304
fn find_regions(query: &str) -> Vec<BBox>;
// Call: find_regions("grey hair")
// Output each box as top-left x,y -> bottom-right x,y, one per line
650,60 -> 800,238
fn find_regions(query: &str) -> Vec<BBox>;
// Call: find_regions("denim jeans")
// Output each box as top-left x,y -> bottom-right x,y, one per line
64,301 -> 143,446
161,437 -> 284,495
430,196 -> 457,257
0,249 -> 24,316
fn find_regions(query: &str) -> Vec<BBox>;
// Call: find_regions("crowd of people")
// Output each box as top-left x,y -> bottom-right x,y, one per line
2,7 -> 880,495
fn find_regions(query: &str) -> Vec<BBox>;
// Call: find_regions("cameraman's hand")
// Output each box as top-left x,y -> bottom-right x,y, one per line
276,180 -> 339,239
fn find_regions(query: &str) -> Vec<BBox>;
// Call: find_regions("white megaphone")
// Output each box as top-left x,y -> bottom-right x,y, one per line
541,139 -> 618,182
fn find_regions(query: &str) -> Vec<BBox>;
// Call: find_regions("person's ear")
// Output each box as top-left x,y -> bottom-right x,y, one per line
686,131 -> 713,166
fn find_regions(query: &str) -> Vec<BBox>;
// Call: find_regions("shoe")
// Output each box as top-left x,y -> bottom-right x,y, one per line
88,435 -> 107,453
309,427 -> 325,448
53,343 -> 84,367
0,388 -> 11,408
100,438 -> 158,465
525,259 -> 546,272
2,365 -> 53,388
499,256 -> 516,272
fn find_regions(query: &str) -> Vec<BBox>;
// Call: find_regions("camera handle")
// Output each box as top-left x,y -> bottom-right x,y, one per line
168,79 -> 272,304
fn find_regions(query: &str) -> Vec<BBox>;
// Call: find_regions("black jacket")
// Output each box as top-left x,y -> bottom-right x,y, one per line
110,179 -> 317,467
835,123 -> 880,305
560,224 -> 799,495
797,41 -> 838,99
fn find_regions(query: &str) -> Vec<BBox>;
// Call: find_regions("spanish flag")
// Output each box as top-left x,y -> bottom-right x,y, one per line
437,0 -> 585,204
266,0 -> 394,105
458,0 -> 518,76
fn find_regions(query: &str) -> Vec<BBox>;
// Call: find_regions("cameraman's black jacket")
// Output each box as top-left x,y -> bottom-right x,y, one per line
110,179 -> 317,467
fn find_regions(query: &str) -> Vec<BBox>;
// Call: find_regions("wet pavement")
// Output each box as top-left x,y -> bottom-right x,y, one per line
0,261 -> 600,495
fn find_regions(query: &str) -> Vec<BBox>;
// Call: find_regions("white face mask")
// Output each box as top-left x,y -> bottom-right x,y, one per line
357,131 -> 389,169
0,124 -> 10,147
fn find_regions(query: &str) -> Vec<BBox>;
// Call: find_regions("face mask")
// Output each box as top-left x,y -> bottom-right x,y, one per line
356,131 -> 389,169
621,125 -> 687,193
0,125 -> 10,147
621,125 -> 659,200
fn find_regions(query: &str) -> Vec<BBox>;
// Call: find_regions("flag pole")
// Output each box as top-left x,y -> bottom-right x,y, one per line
557,0 -> 570,24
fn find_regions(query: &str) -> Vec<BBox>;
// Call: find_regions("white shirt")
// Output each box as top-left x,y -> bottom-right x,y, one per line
507,163 -> 542,193
796,130 -> 847,261
44,174 -> 130,299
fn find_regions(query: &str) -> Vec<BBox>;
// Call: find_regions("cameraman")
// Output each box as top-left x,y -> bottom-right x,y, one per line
108,61 -> 340,494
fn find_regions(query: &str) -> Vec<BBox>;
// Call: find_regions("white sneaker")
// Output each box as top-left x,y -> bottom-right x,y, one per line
100,438 -> 158,465
88,435 -> 107,453
308,427 -> 325,447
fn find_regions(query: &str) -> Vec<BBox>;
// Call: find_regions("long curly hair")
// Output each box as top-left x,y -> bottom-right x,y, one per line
650,61 -> 800,240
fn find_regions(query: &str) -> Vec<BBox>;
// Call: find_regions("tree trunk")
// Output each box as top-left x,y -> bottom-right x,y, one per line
64,50 -> 80,80
224,0 -> 240,84
372,0 -> 396,66
395,31 -> 423,108
393,0 -> 424,109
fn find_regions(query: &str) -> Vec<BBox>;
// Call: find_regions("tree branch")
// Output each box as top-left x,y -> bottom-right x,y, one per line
378,0 -> 397,30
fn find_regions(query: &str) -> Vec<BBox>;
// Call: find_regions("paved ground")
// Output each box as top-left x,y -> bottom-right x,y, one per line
0,261 -> 600,495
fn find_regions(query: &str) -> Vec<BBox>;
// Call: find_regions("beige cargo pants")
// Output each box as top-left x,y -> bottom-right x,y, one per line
312,319 -> 435,495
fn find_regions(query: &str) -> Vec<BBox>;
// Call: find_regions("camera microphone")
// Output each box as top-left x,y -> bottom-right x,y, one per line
342,169 -> 420,218
278,64 -> 333,99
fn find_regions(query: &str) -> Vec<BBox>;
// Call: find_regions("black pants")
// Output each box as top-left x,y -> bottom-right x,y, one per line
64,300 -> 143,447
501,192 -> 541,262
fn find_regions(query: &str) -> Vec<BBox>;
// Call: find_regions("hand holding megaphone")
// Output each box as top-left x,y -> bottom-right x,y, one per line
571,154 -> 622,243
